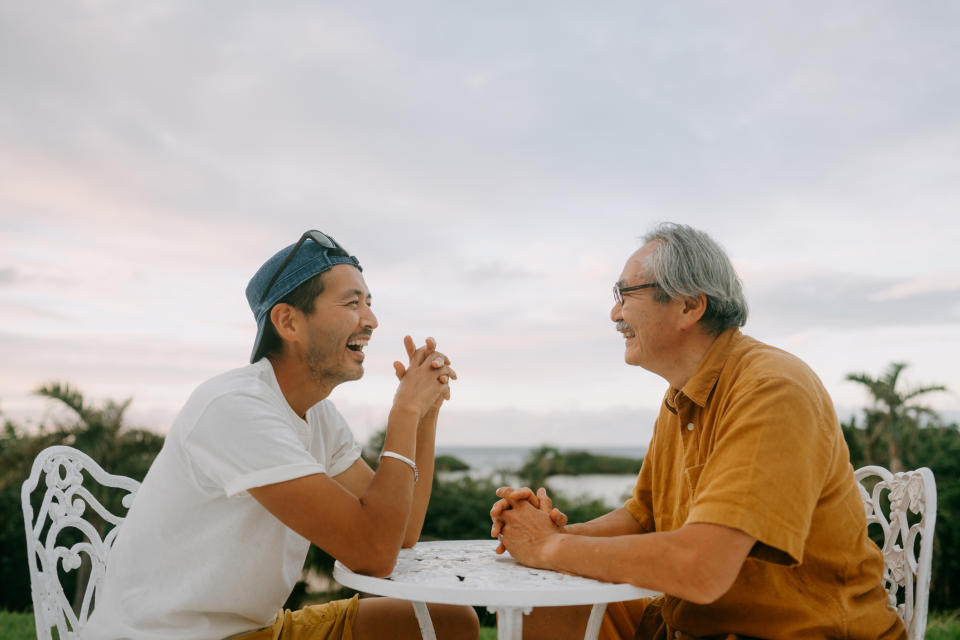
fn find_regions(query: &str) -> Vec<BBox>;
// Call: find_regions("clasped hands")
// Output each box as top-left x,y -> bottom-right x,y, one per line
489,486 -> 569,567
392,336 -> 457,415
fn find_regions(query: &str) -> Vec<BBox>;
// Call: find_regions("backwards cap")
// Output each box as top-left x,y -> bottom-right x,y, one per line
245,231 -> 361,363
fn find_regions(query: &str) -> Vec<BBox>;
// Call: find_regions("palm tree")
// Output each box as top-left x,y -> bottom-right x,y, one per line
845,362 -> 947,472
34,382 -> 164,477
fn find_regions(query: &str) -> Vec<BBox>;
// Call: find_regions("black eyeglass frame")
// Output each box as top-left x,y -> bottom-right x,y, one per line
613,282 -> 660,306
258,230 -> 349,304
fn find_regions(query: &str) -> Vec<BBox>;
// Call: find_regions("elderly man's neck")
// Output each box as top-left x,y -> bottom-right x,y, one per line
660,329 -> 719,390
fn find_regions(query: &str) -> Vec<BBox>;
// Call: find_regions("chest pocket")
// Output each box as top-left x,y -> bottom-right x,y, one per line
684,463 -> 705,501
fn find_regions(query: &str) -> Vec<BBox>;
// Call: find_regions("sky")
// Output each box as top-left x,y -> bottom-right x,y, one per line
1,1 -> 958,448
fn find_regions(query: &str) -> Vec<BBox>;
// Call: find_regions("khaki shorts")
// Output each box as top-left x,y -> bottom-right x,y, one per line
234,595 -> 359,640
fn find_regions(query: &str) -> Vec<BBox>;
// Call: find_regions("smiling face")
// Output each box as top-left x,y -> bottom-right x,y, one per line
301,264 -> 378,388
611,243 -> 685,377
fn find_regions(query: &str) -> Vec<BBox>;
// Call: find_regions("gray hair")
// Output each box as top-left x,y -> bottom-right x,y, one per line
641,223 -> 748,335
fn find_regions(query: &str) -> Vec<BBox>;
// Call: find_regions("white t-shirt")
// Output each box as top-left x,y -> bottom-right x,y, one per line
83,359 -> 363,640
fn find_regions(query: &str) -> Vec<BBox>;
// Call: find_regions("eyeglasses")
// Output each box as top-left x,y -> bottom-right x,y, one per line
258,230 -> 349,304
613,282 -> 659,306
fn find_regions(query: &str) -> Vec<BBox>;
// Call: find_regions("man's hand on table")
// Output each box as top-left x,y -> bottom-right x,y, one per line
490,487 -> 568,563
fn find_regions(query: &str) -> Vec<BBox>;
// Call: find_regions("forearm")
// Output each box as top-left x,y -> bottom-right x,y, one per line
360,406 -> 420,562
542,531 -> 700,600
538,524 -> 749,604
401,407 -> 438,546
380,405 -> 419,461
250,437 -> 420,579
563,506 -> 644,537
352,466 -> 416,572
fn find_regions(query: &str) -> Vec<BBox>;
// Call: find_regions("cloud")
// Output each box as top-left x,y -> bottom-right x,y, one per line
0,267 -> 17,285
747,271 -> 960,334
0,301 -> 74,325
460,263 -> 542,286
867,276 -> 960,302
0,330 -> 243,430
1,1 -> 959,444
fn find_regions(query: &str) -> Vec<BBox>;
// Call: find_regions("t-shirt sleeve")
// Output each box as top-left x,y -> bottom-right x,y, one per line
312,400 -> 363,477
183,392 -> 327,497
684,376 -> 834,565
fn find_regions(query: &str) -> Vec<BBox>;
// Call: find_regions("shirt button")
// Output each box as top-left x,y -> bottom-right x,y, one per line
686,422 -> 694,431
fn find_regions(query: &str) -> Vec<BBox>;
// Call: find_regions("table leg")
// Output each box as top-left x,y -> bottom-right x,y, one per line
487,606 -> 531,640
411,601 -> 438,640
583,602 -> 608,640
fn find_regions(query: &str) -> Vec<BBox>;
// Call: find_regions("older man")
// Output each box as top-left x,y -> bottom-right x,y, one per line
84,230 -> 478,640
491,223 -> 904,639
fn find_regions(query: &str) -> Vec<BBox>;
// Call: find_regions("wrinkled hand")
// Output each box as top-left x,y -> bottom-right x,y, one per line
490,486 -> 567,554
494,496 -> 563,568
392,336 -> 457,416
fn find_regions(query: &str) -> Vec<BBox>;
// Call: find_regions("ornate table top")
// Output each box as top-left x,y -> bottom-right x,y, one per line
333,539 -> 657,608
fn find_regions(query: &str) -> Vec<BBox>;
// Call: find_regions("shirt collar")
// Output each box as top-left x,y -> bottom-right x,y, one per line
667,327 -> 743,409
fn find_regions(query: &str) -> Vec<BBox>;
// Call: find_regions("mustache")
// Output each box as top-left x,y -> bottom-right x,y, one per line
616,320 -> 631,333
350,329 -> 374,339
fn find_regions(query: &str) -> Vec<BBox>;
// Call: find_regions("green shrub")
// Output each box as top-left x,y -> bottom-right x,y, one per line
435,454 -> 470,471
517,445 -> 642,489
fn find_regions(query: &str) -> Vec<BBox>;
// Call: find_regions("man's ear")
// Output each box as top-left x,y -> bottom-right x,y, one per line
678,293 -> 707,330
270,303 -> 302,343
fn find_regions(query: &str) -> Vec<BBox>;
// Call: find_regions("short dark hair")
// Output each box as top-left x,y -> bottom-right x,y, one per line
257,272 -> 327,361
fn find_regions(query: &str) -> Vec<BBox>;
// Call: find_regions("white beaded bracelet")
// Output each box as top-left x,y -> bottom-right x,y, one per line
380,450 -> 418,483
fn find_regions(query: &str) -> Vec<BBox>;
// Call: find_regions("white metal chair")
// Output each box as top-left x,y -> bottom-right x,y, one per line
21,445 -> 141,640
854,465 -> 937,640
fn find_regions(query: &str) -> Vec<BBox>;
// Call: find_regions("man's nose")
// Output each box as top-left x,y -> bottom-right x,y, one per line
362,305 -> 378,329
610,301 -> 622,323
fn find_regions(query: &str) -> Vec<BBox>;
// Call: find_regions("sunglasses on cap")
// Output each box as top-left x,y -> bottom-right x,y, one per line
257,230 -> 351,304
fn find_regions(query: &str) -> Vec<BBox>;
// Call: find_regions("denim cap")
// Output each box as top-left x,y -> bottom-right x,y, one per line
245,236 -> 362,363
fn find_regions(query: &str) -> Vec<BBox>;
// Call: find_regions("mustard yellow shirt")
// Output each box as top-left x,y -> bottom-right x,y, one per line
622,329 -> 905,639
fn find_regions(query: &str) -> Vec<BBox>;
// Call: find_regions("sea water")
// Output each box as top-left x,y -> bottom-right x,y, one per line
435,445 -> 645,508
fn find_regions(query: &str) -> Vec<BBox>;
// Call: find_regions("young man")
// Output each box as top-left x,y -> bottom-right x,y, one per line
490,223 -> 905,639
84,230 -> 478,640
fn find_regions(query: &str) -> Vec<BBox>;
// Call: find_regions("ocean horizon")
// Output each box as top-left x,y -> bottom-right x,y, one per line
434,445 -> 647,507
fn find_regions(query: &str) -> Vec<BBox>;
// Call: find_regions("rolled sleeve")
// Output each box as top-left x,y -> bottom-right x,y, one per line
184,393 -> 327,497
224,463 -> 326,497
310,400 -> 363,477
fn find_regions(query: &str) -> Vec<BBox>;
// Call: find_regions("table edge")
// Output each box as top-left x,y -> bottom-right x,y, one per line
332,543 -> 659,607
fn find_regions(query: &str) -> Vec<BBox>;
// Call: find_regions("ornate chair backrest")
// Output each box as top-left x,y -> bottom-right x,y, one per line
21,445 -> 141,640
854,465 -> 936,640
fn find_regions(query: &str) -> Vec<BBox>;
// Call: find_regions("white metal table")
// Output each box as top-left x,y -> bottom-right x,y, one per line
333,539 -> 659,640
